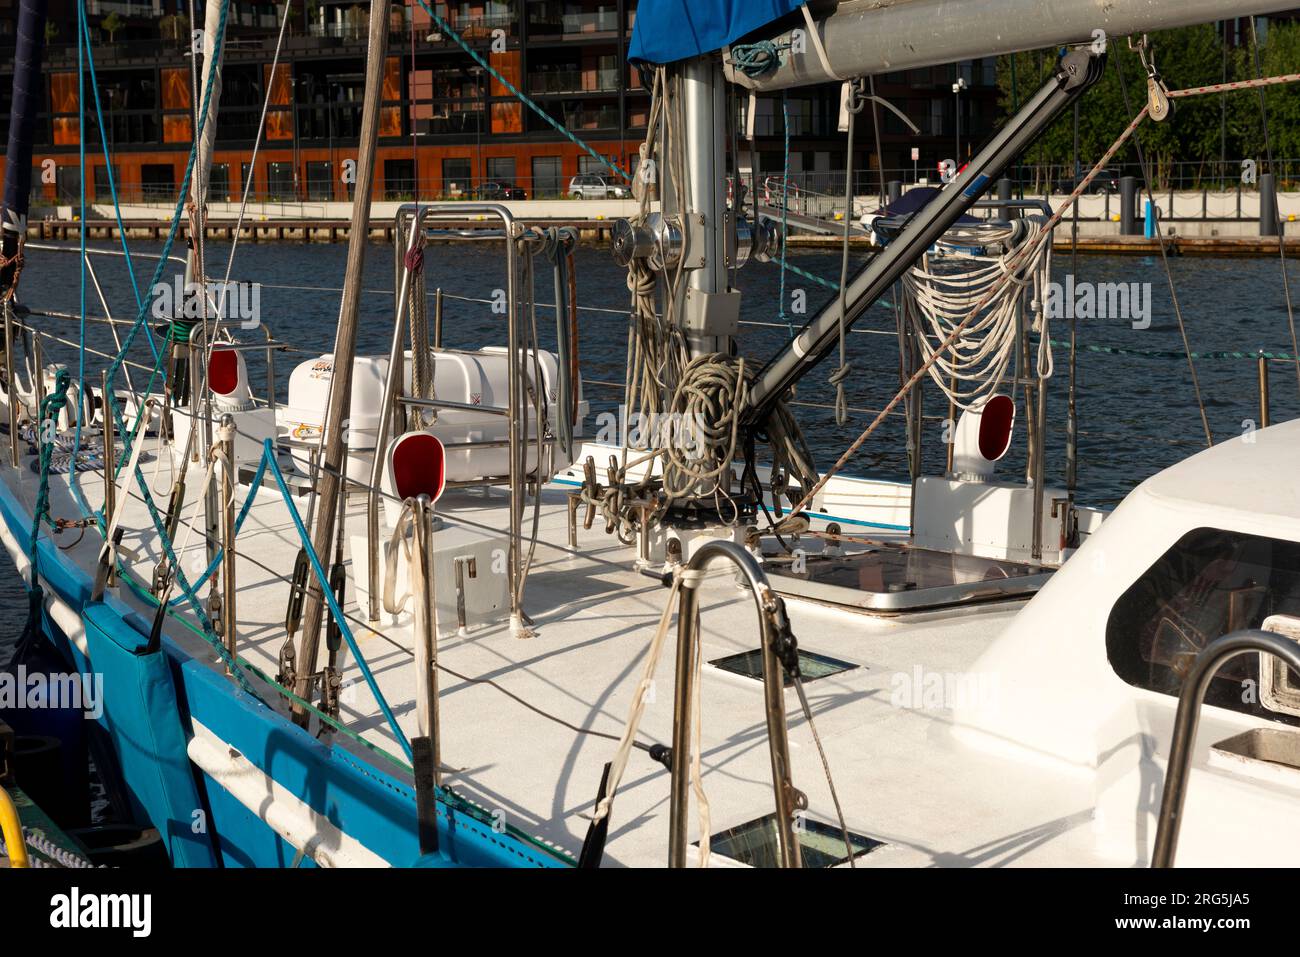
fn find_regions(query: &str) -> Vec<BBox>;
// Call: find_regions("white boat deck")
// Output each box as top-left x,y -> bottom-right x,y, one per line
3,445 -> 1117,868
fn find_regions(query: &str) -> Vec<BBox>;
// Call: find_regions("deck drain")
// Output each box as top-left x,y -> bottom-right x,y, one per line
699,812 -> 884,868
708,649 -> 858,687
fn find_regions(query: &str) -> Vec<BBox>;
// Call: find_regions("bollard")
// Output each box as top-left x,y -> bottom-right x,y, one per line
1119,176 -> 1138,236
886,180 -> 902,206
996,177 -> 1018,219
1260,172 -> 1279,237
1144,200 -> 1157,239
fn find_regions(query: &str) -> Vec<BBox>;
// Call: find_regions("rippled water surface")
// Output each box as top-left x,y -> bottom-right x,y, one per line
3,240 -> 1300,654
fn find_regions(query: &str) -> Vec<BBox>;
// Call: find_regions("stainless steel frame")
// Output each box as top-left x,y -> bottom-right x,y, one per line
365,203 -> 544,632
1152,629 -> 1300,867
668,540 -> 802,867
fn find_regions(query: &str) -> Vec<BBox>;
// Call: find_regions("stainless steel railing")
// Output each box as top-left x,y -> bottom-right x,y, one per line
668,541 -> 803,868
365,203 -> 549,634
1152,628 -> 1300,867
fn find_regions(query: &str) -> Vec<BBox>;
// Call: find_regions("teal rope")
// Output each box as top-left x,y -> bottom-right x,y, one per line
415,1 -> 629,181
1052,340 -> 1300,361
167,447 -> 269,607
77,6 -> 155,352
93,0 -> 248,689
73,6 -> 91,524
18,370 -> 74,650
27,370 -> 73,565
263,441 -> 413,763
731,41 -> 787,78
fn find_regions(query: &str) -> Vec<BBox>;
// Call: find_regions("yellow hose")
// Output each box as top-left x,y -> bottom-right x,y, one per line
0,785 -> 29,868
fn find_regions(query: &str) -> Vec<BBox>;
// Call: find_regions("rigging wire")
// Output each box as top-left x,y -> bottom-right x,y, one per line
1247,15 -> 1300,397
1113,42 -> 1213,448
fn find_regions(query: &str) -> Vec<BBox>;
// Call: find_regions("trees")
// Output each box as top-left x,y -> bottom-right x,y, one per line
159,13 -> 185,43
996,23 -> 1300,188
102,12 -> 124,43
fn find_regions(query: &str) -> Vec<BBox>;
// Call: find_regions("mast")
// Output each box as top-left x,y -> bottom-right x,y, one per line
291,0 -> 390,725
0,0 -> 49,299
191,0 -> 228,568
190,0 -> 226,274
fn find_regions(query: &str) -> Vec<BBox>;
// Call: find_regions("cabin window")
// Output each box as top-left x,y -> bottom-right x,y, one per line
1106,528 -> 1300,726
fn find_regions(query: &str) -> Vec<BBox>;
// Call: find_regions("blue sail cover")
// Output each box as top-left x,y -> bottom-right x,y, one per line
628,0 -> 804,65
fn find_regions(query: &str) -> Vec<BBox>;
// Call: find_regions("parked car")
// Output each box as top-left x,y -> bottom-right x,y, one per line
1054,168 -> 1120,195
476,181 -> 527,201
567,173 -> 631,199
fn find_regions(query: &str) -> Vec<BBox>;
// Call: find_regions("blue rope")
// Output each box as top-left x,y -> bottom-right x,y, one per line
263,442 -> 413,762
414,1 -> 629,182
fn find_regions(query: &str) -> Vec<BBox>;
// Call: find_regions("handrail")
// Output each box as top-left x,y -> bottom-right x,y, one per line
669,541 -> 803,868
1152,628 -> 1300,867
0,784 -> 29,868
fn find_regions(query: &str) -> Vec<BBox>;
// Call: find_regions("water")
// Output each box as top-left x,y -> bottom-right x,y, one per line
3,239 -> 1299,657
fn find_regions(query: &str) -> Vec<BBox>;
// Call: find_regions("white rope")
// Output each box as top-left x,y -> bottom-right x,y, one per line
590,571 -> 684,826
899,218 -> 1054,411
382,502 -> 416,616
799,4 -> 843,81
99,399 -> 159,558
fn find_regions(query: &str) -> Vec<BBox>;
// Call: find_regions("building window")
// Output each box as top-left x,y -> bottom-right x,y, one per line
266,161 -> 295,200
54,165 -> 81,204
531,156 -> 562,198
141,163 -> 176,202
305,161 -> 334,201
441,157 -> 472,197
207,163 -> 230,202
485,156 -> 516,185
241,163 -> 255,198
92,165 -> 120,202
384,158 -> 416,200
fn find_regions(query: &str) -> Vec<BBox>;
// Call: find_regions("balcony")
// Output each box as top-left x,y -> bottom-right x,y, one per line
87,0 -> 162,15
527,67 -> 619,95
528,5 -> 620,38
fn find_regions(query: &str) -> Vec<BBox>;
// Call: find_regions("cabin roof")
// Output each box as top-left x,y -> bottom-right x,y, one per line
1137,418 -> 1300,531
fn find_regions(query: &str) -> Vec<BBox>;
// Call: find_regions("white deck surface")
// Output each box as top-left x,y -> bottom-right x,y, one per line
3,443 -> 1121,868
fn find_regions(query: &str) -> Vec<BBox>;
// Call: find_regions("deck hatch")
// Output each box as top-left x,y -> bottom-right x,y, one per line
764,543 -> 1051,612
708,649 -> 858,686
700,813 -> 884,868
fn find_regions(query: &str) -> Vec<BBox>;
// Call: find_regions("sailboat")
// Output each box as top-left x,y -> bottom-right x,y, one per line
3,0 -> 1300,869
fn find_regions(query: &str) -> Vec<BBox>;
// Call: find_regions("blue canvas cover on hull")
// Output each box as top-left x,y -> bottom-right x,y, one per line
628,0 -> 804,65
81,602 -> 219,867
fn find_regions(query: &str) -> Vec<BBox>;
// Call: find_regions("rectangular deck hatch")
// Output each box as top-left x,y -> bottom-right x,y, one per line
764,542 -> 1052,612
708,649 -> 858,687
699,813 -> 884,868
